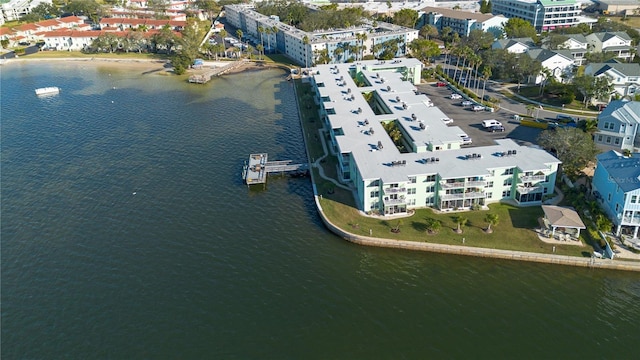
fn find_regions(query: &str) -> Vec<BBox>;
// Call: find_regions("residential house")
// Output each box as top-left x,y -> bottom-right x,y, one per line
593,100 -> 640,151
420,6 -> 508,38
584,62 -> 640,99
586,31 -> 635,62
592,150 -> 640,237
526,48 -> 575,83
543,33 -> 588,65
491,37 -> 536,54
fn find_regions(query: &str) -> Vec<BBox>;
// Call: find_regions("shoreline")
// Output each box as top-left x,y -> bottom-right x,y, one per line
12,56 -> 638,271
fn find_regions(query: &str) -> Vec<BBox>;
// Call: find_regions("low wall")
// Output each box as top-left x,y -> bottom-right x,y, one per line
315,196 -> 640,272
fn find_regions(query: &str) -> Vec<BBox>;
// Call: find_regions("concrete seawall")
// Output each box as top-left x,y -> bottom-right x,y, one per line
314,196 -> 640,272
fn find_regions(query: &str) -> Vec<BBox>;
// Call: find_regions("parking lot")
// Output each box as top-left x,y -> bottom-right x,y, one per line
415,82 -> 544,148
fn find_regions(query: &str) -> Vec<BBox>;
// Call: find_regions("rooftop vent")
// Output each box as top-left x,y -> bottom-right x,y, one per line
411,113 -> 417,121
377,141 -> 383,150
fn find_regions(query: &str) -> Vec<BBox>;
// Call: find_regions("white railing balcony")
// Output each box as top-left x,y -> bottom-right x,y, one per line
440,181 -> 465,189
517,185 -> 544,194
520,174 -> 546,182
466,180 -> 487,187
440,193 -> 465,201
384,187 -> 407,194
463,191 -> 486,199
383,196 -> 406,206
622,217 -> 640,225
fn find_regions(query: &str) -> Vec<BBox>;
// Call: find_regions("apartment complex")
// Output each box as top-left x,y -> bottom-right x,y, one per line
224,4 -> 418,67
491,0 -> 581,32
309,59 -> 560,215
1,0 -> 51,24
420,6 -> 508,38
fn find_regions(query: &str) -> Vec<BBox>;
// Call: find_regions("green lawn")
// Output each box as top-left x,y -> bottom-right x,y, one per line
293,79 -> 593,258
505,86 -> 599,116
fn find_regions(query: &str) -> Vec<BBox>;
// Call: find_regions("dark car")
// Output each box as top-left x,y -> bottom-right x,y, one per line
488,125 -> 505,132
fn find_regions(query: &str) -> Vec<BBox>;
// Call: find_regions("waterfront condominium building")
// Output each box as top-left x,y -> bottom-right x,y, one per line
309,59 -> 561,215
490,0 -> 581,32
420,6 -> 509,38
224,4 -> 418,67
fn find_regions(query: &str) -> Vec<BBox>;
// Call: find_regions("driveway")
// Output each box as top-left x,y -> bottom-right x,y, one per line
416,82 -> 543,147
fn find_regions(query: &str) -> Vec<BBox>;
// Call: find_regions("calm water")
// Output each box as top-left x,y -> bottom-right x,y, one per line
1,62 -> 639,359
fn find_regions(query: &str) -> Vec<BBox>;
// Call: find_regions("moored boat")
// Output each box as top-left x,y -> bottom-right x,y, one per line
35,87 -> 60,96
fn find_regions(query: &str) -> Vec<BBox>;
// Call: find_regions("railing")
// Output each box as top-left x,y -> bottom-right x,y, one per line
383,197 -> 406,205
622,217 -> 640,225
520,175 -> 546,182
384,187 -> 406,194
440,181 -> 465,189
466,180 -> 487,187
517,185 -> 544,194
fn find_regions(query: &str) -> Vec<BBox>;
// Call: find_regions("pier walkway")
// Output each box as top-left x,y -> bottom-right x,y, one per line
242,153 -> 308,187
189,60 -> 248,84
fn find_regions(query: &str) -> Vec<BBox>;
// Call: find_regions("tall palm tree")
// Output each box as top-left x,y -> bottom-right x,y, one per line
236,29 -> 243,57
481,66 -> 492,100
485,213 -> 499,233
454,215 -> 468,234
258,25 -> 264,52
302,35 -> 309,69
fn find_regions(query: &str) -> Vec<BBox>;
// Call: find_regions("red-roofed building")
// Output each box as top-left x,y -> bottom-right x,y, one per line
58,16 -> 84,27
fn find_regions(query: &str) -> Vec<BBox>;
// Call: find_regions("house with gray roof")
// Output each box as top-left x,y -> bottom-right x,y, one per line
594,100 -> 640,151
492,37 -> 536,54
584,62 -> 640,99
526,48 -> 575,83
542,33 -> 589,65
309,59 -> 561,215
592,149 -> 640,237
586,31 -> 635,61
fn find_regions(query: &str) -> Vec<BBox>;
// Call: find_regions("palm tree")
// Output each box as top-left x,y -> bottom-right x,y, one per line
453,215 -> 468,234
256,44 -> 264,60
485,213 -> 499,233
425,218 -> 441,234
481,66 -> 492,100
392,220 -> 403,233
236,29 -> 243,57
258,25 -> 264,52
302,35 -> 310,69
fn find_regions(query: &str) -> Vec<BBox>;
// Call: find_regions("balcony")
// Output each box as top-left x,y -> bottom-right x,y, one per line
440,181 -> 466,189
517,185 -> 544,194
622,216 -> 640,225
520,174 -> 546,183
383,196 -> 406,206
466,180 -> 487,187
440,191 -> 485,201
384,187 -> 406,194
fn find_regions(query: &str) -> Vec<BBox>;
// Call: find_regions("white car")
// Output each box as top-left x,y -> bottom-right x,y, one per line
441,118 -> 453,125
450,93 -> 462,100
459,134 -> 472,145
481,119 -> 503,128
472,105 -> 485,112
461,100 -> 473,106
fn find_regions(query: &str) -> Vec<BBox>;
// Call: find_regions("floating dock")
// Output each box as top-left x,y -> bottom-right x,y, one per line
242,153 -> 308,188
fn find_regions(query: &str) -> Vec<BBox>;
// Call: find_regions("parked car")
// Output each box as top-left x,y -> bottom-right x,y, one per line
441,117 -> 453,125
461,100 -> 473,106
482,95 -> 493,102
556,114 -> 576,123
472,105 -> 485,112
459,134 -> 472,145
436,81 -> 447,87
487,125 -> 505,132
450,93 -> 462,100
481,119 -> 503,128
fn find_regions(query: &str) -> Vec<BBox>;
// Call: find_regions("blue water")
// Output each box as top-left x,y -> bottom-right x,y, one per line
1,62 -> 639,359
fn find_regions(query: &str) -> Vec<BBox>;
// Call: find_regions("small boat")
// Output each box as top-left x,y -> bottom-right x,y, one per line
35,87 -> 60,96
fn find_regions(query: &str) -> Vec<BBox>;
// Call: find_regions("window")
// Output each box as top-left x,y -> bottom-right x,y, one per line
487,181 -> 494,188
426,186 -> 435,193
486,192 -> 493,198
502,190 -> 511,197
616,203 -> 620,212
604,122 -> 614,130
633,195 -> 638,203
370,190 -> 379,198
407,188 -> 416,195
614,138 -> 620,145
606,136 -> 611,144
503,168 -> 514,175
503,179 -> 513,186
408,176 -> 416,184
597,135 -> 603,142
426,175 -> 436,182
608,193 -> 612,201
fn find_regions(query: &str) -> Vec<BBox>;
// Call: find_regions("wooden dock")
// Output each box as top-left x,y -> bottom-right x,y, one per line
242,153 -> 308,187
188,60 -> 248,84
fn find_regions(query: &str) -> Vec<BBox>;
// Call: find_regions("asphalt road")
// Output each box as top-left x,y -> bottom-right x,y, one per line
416,81 -> 544,148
